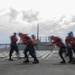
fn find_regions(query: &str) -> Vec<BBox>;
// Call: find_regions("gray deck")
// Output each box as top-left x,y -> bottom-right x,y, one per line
0,47 -> 75,75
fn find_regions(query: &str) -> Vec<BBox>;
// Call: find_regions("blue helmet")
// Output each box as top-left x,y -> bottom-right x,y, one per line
68,33 -> 71,36
31,34 -> 35,37
50,36 -> 54,39
68,31 -> 73,36
70,31 -> 73,35
13,32 -> 16,35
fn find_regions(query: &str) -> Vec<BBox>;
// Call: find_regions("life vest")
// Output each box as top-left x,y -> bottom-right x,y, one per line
66,36 -> 74,44
20,34 -> 30,44
10,35 -> 18,43
52,37 -> 63,47
31,38 -> 37,46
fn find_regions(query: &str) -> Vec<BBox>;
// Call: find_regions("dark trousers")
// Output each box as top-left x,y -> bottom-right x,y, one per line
66,47 -> 73,62
59,47 -> 66,62
24,46 -> 38,62
72,45 -> 75,53
9,44 -> 19,59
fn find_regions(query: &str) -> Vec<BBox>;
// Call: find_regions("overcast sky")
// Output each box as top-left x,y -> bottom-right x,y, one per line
0,0 -> 75,43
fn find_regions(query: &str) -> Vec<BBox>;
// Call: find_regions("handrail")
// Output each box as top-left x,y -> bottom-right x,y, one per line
0,43 -> 55,51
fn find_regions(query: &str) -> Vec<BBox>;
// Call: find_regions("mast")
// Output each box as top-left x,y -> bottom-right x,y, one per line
37,23 -> 39,42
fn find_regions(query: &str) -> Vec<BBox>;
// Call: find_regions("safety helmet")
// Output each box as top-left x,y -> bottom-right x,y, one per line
13,32 -> 16,35
70,31 -> 73,35
68,31 -> 73,36
31,34 -> 35,37
18,32 -> 22,35
50,36 -> 54,39
25,36 -> 30,40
